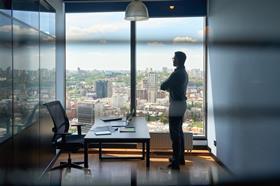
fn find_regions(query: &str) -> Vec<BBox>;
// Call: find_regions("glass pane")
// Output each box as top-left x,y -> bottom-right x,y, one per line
0,12 -> 12,142
13,20 -> 39,134
0,0 -> 12,16
136,17 -> 205,136
66,12 -> 130,134
13,0 -> 39,29
40,0 -> 55,36
40,33 -> 55,104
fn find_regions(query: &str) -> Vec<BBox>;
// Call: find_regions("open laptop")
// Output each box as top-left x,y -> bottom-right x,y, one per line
100,116 -> 123,122
100,114 -> 133,127
104,120 -> 128,127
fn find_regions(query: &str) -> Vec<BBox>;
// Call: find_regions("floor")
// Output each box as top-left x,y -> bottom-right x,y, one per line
44,149 -> 231,186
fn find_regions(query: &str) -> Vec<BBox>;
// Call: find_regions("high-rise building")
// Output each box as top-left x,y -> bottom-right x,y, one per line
112,94 -> 126,108
137,89 -> 148,100
148,72 -> 157,89
147,72 -> 158,103
77,102 -> 95,133
107,80 -> 113,98
96,80 -> 108,98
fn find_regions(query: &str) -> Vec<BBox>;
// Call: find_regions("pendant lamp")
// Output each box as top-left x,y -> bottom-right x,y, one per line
125,0 -> 149,21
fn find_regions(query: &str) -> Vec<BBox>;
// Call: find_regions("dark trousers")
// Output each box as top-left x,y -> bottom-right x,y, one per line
169,116 -> 185,166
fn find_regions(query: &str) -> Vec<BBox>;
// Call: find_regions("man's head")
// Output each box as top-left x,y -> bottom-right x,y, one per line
173,51 -> 186,67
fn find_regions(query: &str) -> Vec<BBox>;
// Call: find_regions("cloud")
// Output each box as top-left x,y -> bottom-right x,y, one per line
13,25 -> 37,35
67,22 -> 128,39
0,25 -> 11,32
173,36 -> 197,43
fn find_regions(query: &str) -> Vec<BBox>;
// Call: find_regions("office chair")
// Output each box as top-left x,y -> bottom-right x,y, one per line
44,101 -> 86,170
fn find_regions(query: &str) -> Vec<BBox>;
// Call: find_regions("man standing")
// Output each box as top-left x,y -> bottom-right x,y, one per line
160,51 -> 188,170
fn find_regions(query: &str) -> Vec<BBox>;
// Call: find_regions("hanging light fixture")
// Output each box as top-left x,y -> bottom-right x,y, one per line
125,0 -> 149,21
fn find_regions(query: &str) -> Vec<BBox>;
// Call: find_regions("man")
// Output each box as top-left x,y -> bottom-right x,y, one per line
160,51 -> 188,170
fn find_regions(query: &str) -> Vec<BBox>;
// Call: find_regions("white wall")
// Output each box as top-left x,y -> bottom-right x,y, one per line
208,0 -> 280,176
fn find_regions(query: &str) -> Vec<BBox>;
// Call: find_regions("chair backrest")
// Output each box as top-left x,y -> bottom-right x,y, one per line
44,101 -> 70,142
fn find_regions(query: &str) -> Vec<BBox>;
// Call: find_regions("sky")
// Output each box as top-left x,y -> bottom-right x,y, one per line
66,12 -> 204,71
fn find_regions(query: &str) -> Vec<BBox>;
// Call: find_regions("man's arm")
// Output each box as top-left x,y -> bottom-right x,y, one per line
160,72 -> 177,91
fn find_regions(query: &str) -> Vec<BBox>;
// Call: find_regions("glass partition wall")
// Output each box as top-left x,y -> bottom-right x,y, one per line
66,13 -> 206,137
0,0 -> 56,143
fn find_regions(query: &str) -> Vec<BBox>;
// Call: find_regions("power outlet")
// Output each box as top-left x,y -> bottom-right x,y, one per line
214,140 -> 217,146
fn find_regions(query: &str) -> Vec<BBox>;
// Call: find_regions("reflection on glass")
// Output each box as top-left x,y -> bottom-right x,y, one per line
13,20 -> 39,134
0,13 -> 12,142
136,17 -> 205,136
40,33 -> 55,104
39,32 -> 55,144
66,12 -> 130,133
0,0 -> 12,16
13,0 -> 39,29
40,0 -> 55,36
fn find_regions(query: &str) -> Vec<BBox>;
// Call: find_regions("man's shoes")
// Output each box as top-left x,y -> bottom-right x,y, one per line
167,163 -> 180,171
169,157 -> 186,165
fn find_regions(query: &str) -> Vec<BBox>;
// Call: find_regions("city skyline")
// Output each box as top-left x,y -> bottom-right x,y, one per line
66,68 -> 205,135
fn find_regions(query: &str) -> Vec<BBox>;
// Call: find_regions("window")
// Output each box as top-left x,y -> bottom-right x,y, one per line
66,12 -> 206,137
136,17 -> 205,136
66,12 -> 130,133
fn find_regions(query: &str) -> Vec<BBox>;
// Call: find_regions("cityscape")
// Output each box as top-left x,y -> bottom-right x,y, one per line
66,67 -> 205,135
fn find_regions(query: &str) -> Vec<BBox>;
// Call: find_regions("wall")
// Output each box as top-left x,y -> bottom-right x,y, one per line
207,0 -> 280,176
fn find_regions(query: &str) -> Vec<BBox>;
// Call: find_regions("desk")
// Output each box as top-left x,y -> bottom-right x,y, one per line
84,117 -> 150,168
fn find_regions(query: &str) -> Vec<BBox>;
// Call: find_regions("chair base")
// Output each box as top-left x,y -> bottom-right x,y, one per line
50,153 -> 84,171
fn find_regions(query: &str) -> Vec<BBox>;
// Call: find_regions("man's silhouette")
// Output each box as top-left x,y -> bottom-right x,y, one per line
160,51 -> 188,170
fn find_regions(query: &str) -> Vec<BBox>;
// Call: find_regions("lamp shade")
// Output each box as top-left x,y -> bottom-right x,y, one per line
125,0 -> 149,21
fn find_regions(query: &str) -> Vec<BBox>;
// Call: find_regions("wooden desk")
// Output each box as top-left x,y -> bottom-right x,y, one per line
84,117 -> 150,168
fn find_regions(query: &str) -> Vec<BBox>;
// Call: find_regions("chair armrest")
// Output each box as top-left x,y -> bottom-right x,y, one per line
71,124 -> 85,135
56,132 -> 72,142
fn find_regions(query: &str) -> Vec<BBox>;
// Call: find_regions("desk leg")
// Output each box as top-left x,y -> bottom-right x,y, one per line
84,140 -> 88,168
146,140 -> 150,168
142,142 -> 145,160
99,142 -> 102,160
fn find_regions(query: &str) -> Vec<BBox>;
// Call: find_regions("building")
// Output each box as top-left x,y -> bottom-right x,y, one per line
77,102 -> 95,133
147,72 -> 158,103
95,80 -> 108,98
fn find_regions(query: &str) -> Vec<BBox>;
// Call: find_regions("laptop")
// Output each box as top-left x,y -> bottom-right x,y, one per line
105,120 -> 128,127
100,117 -> 123,122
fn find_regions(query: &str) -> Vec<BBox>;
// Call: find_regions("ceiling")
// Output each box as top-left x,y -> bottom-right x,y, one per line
64,0 -> 207,17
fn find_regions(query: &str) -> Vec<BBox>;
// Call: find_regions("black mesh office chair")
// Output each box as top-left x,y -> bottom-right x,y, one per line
44,101 -> 85,170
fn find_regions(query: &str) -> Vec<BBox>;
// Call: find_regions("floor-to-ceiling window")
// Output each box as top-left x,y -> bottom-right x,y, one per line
66,12 -> 206,137
136,17 -> 205,136
66,12 -> 130,133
